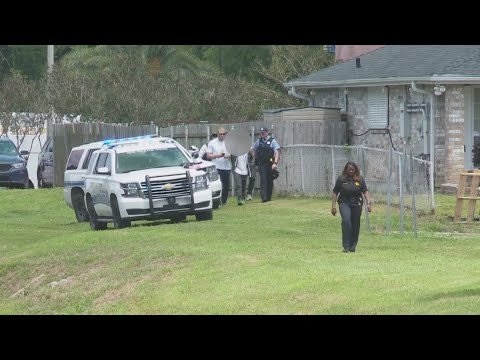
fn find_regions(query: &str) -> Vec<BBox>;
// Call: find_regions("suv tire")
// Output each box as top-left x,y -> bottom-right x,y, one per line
111,197 -> 131,229
195,209 -> 213,221
72,190 -> 89,222
86,195 -> 107,231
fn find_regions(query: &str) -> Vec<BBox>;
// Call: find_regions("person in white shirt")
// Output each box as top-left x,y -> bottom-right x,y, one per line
232,152 -> 250,205
198,133 -> 217,161
207,127 -> 231,205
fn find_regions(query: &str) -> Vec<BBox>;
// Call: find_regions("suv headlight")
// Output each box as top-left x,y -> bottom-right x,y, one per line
204,166 -> 219,182
120,182 -> 143,198
11,162 -> 26,169
193,174 -> 208,192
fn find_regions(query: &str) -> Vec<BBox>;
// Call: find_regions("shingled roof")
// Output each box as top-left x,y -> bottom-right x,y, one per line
284,45 -> 480,89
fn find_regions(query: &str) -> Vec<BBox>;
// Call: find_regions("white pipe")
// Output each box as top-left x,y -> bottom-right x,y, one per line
410,81 -> 435,211
288,86 -> 314,107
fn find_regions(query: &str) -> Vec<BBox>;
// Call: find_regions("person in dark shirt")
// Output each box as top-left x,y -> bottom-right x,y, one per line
331,161 -> 372,253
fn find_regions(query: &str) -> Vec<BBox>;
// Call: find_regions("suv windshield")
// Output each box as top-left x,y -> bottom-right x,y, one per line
116,148 -> 189,174
0,141 -> 19,155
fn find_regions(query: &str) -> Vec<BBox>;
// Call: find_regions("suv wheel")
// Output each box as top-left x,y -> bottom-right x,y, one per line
37,170 -> 49,188
212,199 -> 221,209
73,191 -> 89,222
111,197 -> 131,229
195,209 -> 213,221
86,195 -> 107,231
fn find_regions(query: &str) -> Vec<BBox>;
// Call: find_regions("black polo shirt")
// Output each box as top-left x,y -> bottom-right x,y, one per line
333,175 -> 368,206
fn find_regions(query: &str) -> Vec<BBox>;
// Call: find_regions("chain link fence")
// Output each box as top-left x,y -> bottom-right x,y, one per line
275,145 -> 434,235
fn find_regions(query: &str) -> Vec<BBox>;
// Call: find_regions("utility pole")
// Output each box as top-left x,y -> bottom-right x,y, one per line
47,45 -> 54,137
219,45 -> 223,72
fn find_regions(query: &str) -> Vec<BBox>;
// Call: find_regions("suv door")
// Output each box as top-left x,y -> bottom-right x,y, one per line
37,138 -> 54,188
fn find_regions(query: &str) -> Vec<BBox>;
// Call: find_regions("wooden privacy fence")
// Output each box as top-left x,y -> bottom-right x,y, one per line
50,114 -> 346,187
52,122 -> 156,187
157,119 -> 346,150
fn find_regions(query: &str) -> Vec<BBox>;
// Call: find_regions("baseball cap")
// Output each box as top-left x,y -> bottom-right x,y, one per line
259,127 -> 269,132
272,169 -> 280,180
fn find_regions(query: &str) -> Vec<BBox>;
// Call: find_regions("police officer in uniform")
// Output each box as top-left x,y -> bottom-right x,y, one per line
253,126 -> 280,203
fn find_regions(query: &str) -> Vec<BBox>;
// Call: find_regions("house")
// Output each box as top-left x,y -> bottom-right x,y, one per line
284,45 -> 480,188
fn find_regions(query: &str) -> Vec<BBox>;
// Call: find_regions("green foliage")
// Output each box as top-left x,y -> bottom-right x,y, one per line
253,45 -> 335,91
0,45 -> 336,124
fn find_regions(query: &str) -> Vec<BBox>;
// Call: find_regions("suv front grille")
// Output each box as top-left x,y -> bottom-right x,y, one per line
140,177 -> 191,199
0,164 -> 11,172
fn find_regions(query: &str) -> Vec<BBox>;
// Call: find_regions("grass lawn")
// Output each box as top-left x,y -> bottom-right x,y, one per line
1,188 -> 479,314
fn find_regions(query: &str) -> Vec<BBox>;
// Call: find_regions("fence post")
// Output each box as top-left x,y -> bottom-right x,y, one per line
300,147 -> 305,193
399,150 -> 404,236
410,147 -> 417,238
361,146 -> 370,231
331,146 -> 335,191
386,146 -> 393,234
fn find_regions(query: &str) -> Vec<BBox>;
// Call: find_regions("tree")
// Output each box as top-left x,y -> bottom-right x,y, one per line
253,45 -> 334,91
0,71 -> 49,148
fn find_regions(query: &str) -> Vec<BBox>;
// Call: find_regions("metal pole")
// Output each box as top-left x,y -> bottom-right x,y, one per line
362,146 -> 370,231
47,45 -> 54,138
399,149 -> 404,235
331,146 -> 335,191
410,147 -> 417,238
386,146 -> 393,234
300,148 -> 305,192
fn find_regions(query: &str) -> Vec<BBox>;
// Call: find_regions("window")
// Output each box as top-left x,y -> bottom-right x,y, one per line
368,87 -> 388,128
95,153 -> 111,174
66,150 -> 84,170
82,148 -> 100,170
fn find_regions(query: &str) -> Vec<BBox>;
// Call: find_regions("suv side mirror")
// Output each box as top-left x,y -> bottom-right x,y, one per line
190,151 -> 199,159
20,150 -> 29,156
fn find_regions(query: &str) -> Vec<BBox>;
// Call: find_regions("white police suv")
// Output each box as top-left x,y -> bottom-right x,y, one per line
84,138 -> 212,230
63,140 -> 105,222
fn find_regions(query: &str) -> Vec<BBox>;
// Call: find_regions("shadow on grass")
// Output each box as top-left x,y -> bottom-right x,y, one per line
422,287 -> 480,301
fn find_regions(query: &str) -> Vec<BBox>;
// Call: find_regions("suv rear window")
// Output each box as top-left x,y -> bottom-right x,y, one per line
66,149 -> 84,170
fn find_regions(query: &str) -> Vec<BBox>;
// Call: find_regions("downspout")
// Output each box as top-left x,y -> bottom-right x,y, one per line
288,86 -> 314,107
410,81 -> 435,212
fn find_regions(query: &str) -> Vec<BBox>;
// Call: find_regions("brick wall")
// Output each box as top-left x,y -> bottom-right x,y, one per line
444,86 -> 465,184
313,85 -> 458,187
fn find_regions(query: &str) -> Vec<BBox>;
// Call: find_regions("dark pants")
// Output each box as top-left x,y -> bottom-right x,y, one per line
233,172 -> 247,198
258,163 -> 273,202
247,165 -> 256,195
217,169 -> 231,205
339,202 -> 362,251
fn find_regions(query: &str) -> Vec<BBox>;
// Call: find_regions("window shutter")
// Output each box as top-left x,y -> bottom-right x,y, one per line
368,87 -> 388,128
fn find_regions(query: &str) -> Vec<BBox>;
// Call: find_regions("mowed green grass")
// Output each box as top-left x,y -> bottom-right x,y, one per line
1,188 -> 480,314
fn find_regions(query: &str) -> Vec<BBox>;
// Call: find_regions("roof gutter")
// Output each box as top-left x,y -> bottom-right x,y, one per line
284,76 -> 480,89
287,86 -> 314,107
410,81 -> 435,211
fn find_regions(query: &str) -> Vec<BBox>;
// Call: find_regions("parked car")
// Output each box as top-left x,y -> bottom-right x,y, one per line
37,137 -> 54,188
0,137 -> 33,189
63,140 -> 105,222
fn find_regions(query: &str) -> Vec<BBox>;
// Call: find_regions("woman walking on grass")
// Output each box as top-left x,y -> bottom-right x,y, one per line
331,161 -> 372,253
